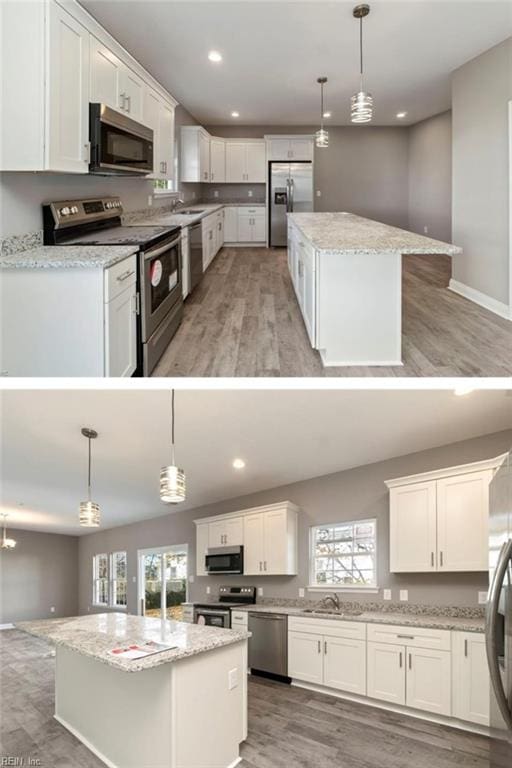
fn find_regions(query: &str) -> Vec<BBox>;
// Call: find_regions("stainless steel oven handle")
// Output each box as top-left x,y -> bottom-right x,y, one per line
196,609 -> 230,616
116,269 -> 135,282
144,236 -> 181,261
485,538 -> 512,730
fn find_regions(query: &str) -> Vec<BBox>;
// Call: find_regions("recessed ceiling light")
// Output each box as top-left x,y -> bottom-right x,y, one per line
323,111 -> 332,118
396,112 -> 407,119
208,50 -> 222,63
232,458 -> 245,469
231,111 -> 240,118
454,387 -> 474,396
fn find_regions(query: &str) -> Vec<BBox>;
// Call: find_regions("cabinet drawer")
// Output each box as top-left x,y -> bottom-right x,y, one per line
231,611 -> 249,626
288,616 -> 366,640
366,623 -> 450,651
238,207 -> 265,217
104,254 -> 137,303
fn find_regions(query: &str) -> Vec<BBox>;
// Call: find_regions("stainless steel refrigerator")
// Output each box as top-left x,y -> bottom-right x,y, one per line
487,448 -> 512,767
269,162 -> 313,247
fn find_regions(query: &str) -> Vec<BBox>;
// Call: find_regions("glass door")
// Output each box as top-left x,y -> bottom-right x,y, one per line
138,544 -> 188,621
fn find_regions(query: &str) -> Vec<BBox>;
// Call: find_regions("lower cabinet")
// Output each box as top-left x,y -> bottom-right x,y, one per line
104,284 -> 137,377
366,641 -> 405,705
323,635 -> 367,695
452,631 -> 490,725
182,605 -> 194,623
222,207 -> 266,244
288,631 -> 324,685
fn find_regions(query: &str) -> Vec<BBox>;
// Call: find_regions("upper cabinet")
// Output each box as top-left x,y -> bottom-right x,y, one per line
266,136 -> 314,161
181,131 -> 266,184
180,126 -> 211,182
209,138 -> 226,183
386,457 -> 503,573
0,0 -> 177,173
225,141 -> 266,183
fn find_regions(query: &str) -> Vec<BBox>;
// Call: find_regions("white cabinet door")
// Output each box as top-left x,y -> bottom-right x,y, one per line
289,139 -> 313,160
243,514 -> 264,576
263,508 -> 289,574
406,648 -> 451,716
104,287 -> 137,377
237,214 -> 253,243
90,36 -> 124,112
120,67 -> 144,121
210,139 -> 225,183
224,207 -> 238,242
196,523 -> 209,576
245,142 -> 266,182
452,632 -> 490,725
389,481 -> 437,572
324,637 -> 366,695
47,2 -> 90,173
225,142 -> 246,182
158,101 -> 175,181
302,242 -> 316,345
367,642 -> 406,705
225,517 -> 243,545
199,132 -> 210,182
268,139 -> 291,161
143,88 -> 161,177
288,631 -> 323,684
252,214 -> 266,242
208,519 -> 226,548
436,470 -> 491,572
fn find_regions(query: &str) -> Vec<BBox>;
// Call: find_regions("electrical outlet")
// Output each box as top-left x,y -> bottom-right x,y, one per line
132,576 -> 136,583
248,190 -> 253,197
298,588 -> 305,598
423,225 -> 428,234
50,606 -> 55,613
189,574 -> 195,583
206,585 -> 211,595
478,591 -> 488,604
258,587 -> 263,597
383,589 -> 392,601
148,195 -> 153,207
213,190 -> 219,198
228,668 -> 238,690
399,590 -> 408,602
316,190 -> 322,197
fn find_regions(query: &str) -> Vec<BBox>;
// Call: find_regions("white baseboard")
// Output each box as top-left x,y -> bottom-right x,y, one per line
449,279 -> 511,321
291,679 -> 489,736
319,350 -> 404,367
54,714 -> 117,768
0,623 -> 14,630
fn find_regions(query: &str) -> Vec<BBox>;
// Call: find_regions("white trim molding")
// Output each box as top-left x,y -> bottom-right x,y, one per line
385,453 -> 507,489
448,279 -> 511,321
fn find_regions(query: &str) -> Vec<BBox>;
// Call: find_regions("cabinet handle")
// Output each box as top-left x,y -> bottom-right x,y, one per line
116,269 -> 135,282
126,95 -> 131,113
399,652 -> 403,668
317,640 -> 321,654
324,640 -> 327,655
264,561 -> 267,571
135,292 -> 140,315
397,634 -> 414,640
440,551 -> 444,567
408,653 -> 412,670
164,161 -> 167,174
259,561 -> 262,571
431,552 -> 434,567
83,142 -> 91,163
464,639 -> 468,657
120,92 -> 126,110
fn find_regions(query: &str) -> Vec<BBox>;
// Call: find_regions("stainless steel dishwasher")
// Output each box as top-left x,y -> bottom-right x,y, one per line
248,612 -> 288,677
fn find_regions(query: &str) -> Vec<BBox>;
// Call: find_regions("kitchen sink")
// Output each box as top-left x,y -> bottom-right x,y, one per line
302,608 -> 363,617
176,209 -> 205,215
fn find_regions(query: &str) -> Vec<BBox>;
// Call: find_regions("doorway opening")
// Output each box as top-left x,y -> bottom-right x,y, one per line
137,544 -> 188,621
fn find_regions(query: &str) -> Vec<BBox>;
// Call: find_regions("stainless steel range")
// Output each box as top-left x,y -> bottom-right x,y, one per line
43,196 -> 183,375
193,586 -> 256,628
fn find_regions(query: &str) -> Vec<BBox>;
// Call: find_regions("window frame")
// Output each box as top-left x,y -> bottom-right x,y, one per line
110,551 -> 128,609
92,553 -> 109,607
308,518 -> 379,593
92,551 -> 128,609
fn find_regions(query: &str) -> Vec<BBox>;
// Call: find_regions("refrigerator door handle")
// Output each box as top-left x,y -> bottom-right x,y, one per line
286,179 -> 291,213
486,538 -> 512,730
289,177 -> 294,213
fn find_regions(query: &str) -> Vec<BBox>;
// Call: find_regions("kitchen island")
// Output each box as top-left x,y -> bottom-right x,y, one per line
17,613 -> 249,768
287,212 -> 462,366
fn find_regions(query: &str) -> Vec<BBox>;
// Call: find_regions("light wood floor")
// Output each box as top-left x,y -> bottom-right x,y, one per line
1,630 -> 489,768
152,247 -> 512,378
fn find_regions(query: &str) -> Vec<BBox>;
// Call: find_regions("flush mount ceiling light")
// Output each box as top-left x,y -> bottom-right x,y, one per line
396,111 -> 407,119
0,514 -> 16,549
323,111 -> 332,118
160,390 -> 186,504
232,458 -> 245,469
231,111 -> 240,118
316,77 -> 329,148
208,50 -> 222,63
454,387 -> 474,396
351,4 -> 373,124
79,428 -> 100,527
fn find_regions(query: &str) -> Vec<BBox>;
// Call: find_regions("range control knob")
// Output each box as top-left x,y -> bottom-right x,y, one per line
70,206 -> 79,214
59,206 -> 71,216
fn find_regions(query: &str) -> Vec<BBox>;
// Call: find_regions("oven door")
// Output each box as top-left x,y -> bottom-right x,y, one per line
90,104 -> 153,175
141,235 -> 182,341
195,609 -> 230,628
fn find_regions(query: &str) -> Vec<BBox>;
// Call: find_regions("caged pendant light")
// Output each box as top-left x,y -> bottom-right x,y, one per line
79,428 -> 101,527
351,4 -> 373,124
315,77 -> 329,148
0,514 -> 16,549
160,390 -> 186,504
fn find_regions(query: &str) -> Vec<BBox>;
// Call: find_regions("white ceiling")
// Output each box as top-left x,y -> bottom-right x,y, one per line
1,388 -> 511,535
80,0 -> 512,126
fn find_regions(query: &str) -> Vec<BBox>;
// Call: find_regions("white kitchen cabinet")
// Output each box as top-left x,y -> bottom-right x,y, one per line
266,137 -> 314,161
224,207 -> 238,243
367,641 -> 406,705
243,515 -> 264,575
90,36 -> 124,113
209,517 -> 243,548
195,523 -> 209,577
389,481 -> 437,573
144,88 -> 175,180
288,631 -> 324,685
237,209 -> 266,243
225,141 -> 266,183
181,126 -> 211,182
201,212 -> 218,271
104,284 -> 137,378
436,470 -> 491,572
182,605 -> 194,623
215,210 -> 225,253
452,632 -> 490,726
295,238 -> 316,345
406,647 -> 451,716
210,138 -> 226,183
323,637 -> 367,695
120,67 -> 144,121
231,611 -> 249,632
242,505 -> 298,576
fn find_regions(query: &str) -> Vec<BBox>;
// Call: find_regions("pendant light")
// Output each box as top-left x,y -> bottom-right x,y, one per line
315,77 -> 329,148
79,428 -> 101,527
351,4 -> 373,124
160,390 -> 186,504
0,514 -> 16,549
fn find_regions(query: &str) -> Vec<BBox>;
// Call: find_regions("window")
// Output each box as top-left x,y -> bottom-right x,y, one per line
310,519 -> 377,589
92,551 -> 128,608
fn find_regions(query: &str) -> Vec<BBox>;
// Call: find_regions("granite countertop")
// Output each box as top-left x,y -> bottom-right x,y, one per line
236,604 -> 484,633
0,245 -> 139,269
288,212 -> 462,256
126,201 -> 265,229
16,613 -> 250,672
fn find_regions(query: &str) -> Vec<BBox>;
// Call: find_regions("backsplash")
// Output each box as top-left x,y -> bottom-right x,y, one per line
202,183 -> 265,203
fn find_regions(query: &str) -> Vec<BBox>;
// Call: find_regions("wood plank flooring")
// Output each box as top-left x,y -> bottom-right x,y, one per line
1,630 -> 489,768
152,247 -> 512,378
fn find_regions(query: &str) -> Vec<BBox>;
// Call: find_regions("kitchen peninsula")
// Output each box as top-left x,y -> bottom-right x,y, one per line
287,213 -> 463,367
17,613 -> 249,768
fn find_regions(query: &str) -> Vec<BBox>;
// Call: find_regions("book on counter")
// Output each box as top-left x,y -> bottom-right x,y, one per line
108,640 -> 176,660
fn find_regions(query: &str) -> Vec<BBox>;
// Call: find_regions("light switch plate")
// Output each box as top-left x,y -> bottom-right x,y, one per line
248,190 -> 253,197
50,606 -> 55,613
213,190 -> 219,198
316,190 -> 321,197
148,195 -> 153,207
298,588 -> 305,598
383,589 -> 392,601
258,587 -> 263,597
423,225 -> 428,234
399,590 -> 408,601
478,591 -> 488,604
189,575 -> 194,583
228,668 -> 238,690
206,585 -> 211,595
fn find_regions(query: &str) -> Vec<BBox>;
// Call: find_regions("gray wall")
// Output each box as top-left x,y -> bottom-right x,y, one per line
77,429 -> 512,615
0,529 -> 79,623
408,111 -> 452,242
452,37 -> 512,306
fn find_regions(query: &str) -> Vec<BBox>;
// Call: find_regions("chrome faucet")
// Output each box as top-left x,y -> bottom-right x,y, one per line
171,195 -> 185,211
322,593 -> 340,610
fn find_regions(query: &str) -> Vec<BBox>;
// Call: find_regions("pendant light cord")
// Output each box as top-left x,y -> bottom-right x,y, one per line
320,82 -> 324,129
359,16 -> 364,89
88,436 -> 92,502
171,389 -> 176,464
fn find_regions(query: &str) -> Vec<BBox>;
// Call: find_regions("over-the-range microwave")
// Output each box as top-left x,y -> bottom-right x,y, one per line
89,103 -> 153,176
205,546 -> 244,574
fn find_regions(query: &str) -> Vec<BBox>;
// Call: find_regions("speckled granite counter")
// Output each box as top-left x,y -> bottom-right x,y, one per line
16,613 -> 250,672
236,604 -> 485,633
126,201 -> 265,229
0,244 -> 138,269
288,212 -> 462,256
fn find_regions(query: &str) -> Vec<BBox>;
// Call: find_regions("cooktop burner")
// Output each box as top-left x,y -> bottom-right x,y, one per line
62,225 -> 178,247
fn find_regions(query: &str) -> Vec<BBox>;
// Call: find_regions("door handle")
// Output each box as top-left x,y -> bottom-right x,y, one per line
485,539 -> 512,729
440,551 -> 444,567
464,639 -> 468,658
408,653 -> 412,670
324,640 -> 327,655
264,561 -> 267,571
431,552 -> 434,567
116,269 -> 135,282
317,640 -> 321,654
399,652 -> 403,668
259,561 -> 262,571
